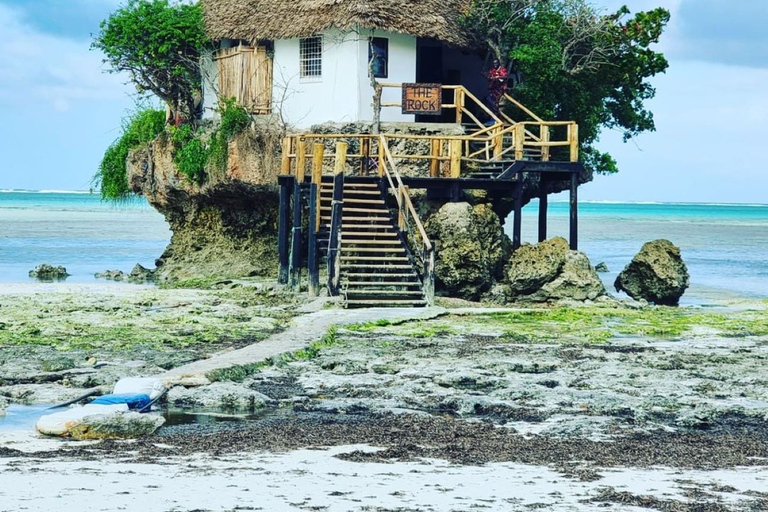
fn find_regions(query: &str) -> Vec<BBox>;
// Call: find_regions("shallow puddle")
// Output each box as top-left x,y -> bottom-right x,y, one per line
0,404 -> 57,431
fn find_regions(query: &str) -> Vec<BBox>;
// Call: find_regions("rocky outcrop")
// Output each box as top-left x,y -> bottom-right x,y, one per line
167,382 -> 272,410
29,264 -> 69,280
424,202 -> 509,301
128,129 -> 281,283
494,237 -> 606,303
0,396 -> 7,416
614,240 -> 689,306
67,412 -> 165,440
96,264 -> 156,283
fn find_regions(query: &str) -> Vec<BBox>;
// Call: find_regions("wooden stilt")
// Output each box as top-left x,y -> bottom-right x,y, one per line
327,142 -> 348,296
513,175 -> 523,250
570,171 -> 579,251
308,143 -> 324,297
289,164 -> 305,291
277,178 -> 291,284
538,182 -> 548,243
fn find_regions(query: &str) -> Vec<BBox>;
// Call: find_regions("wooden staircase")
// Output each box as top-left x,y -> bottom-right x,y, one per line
319,177 -> 428,308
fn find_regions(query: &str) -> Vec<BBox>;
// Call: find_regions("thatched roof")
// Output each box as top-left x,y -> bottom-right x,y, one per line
202,0 -> 476,49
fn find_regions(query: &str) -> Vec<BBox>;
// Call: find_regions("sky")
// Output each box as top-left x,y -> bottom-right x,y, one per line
0,0 -> 766,203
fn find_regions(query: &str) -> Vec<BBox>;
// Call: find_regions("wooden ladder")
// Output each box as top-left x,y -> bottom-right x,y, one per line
319,177 -> 427,308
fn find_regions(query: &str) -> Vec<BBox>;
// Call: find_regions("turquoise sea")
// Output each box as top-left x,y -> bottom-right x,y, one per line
1,190 -> 767,304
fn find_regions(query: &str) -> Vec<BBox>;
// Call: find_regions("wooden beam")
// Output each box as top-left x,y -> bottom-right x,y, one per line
449,139 -> 462,178
513,178 -> 523,250
359,138 -> 370,175
295,138 -> 306,184
308,143 -> 324,297
277,179 -> 291,284
514,124 -> 525,161
289,179 -> 303,291
538,185 -> 548,243
541,125 -> 550,162
327,142 -> 348,296
570,171 -> 579,251
569,123 -> 579,162
429,139 -> 441,178
280,137 -> 292,175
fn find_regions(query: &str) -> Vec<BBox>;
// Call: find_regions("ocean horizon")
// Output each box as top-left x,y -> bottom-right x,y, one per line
1,190 -> 767,305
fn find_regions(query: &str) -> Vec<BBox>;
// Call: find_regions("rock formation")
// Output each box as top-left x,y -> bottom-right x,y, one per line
128,129 -> 281,283
494,237 -> 606,303
29,264 -> 70,280
67,412 -> 165,440
424,202 -> 509,301
614,240 -> 690,305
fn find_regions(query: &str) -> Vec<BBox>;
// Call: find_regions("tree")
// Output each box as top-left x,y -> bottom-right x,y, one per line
462,1 -> 670,173
93,0 -> 207,124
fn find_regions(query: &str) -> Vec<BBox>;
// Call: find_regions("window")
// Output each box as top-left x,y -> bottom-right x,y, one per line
368,37 -> 389,79
300,36 -> 323,80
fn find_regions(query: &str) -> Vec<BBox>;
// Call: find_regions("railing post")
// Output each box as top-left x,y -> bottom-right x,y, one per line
398,187 -> 405,230
455,88 -> 464,124
277,177 -> 291,284
289,156 -> 305,292
281,137 -> 292,176
449,139 -> 462,178
429,139 -> 441,178
327,141 -> 348,297
308,143 -> 324,298
378,137 -> 386,178
569,123 -> 579,162
423,246 -> 435,307
493,126 -> 503,160
359,137 -> 370,176
541,124 -> 550,162
295,137 -> 307,182
514,124 -> 525,161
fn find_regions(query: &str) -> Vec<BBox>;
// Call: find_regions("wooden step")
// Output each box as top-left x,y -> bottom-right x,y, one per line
341,255 -> 409,262
345,299 -> 427,308
346,290 -> 424,296
343,248 -> 406,254
343,241 -> 403,247
338,216 -> 393,222
341,272 -> 417,278
341,231 -> 398,238
344,281 -> 421,287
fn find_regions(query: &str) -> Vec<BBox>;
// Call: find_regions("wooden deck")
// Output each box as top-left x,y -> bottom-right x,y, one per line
276,88 -> 584,307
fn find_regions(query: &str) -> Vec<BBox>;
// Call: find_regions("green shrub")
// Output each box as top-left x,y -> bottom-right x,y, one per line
95,108 -> 165,201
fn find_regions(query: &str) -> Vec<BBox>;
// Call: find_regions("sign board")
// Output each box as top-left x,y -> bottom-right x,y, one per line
402,83 -> 442,116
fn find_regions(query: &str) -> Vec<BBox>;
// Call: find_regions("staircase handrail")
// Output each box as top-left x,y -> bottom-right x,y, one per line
379,135 -> 435,305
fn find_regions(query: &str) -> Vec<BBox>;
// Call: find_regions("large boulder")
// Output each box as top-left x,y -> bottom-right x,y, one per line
67,412 -> 165,440
425,202 -> 509,301
167,382 -> 272,410
614,240 -> 689,305
29,264 -> 69,280
497,237 -> 606,303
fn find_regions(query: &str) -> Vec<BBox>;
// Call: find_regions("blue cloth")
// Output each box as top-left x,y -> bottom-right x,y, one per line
92,393 -> 152,411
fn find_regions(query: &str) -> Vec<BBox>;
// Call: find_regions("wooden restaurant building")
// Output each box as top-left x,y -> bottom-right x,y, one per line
201,0 -> 585,307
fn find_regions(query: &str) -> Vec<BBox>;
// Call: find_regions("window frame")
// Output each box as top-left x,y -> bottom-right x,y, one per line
299,35 -> 323,82
368,37 -> 389,79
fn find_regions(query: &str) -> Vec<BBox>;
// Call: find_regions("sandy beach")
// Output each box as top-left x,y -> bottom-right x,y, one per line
2,282 -> 767,511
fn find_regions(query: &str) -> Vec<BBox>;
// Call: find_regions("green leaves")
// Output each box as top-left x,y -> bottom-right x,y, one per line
92,0 -> 206,122
463,1 -> 670,174
95,108 -> 166,201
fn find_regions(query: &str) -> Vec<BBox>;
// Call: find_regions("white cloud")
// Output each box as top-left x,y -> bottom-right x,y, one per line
0,4 -> 133,112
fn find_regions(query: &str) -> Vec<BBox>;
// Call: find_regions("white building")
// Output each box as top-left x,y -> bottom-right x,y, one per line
201,0 -> 487,128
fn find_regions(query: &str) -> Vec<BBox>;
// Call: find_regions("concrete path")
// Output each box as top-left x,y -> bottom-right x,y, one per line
161,307 -> 446,386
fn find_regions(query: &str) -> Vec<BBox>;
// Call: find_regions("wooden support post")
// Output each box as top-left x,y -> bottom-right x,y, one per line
493,126 -> 503,160
308,143 -> 324,297
327,142 -> 348,296
513,175 -> 523,250
449,139 -> 462,178
359,138 -> 370,176
429,139 -> 441,178
289,173 -> 303,291
296,138 -> 307,183
277,178 -> 291,284
538,185 -> 548,243
541,125 -> 550,162
570,171 -> 579,251
514,123 -> 525,161
569,123 -> 579,162
397,187 -> 405,230
281,137 -> 292,175
455,88 -> 464,124
378,137 -> 386,178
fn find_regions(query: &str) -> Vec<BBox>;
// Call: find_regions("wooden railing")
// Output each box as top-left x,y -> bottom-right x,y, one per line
379,83 -> 502,131
378,135 -> 435,305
